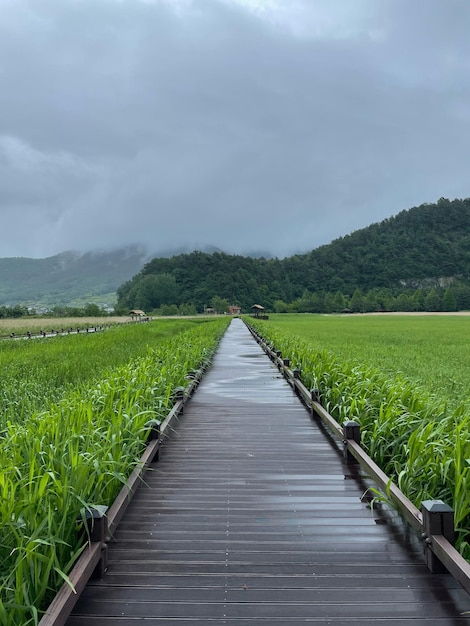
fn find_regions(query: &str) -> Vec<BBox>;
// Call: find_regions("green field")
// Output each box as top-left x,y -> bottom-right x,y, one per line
0,317 -> 226,423
265,313 -> 470,409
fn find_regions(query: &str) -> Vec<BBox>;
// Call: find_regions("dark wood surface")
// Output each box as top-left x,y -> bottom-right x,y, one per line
66,319 -> 470,624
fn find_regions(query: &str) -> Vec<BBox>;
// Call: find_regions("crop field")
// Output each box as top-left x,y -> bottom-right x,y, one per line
0,317 -> 230,625
0,316 -> 127,337
265,313 -> 470,409
248,314 -> 470,560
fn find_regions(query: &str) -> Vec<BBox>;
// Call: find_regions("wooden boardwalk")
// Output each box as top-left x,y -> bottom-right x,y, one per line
67,318 -> 470,624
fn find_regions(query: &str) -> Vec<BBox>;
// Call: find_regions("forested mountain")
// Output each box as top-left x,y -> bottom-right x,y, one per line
116,197 -> 470,313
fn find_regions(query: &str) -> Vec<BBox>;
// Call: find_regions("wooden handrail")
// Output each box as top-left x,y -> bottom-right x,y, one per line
38,543 -> 103,626
432,535 -> 470,593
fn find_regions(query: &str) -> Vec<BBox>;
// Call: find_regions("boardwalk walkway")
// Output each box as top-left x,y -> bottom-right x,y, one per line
67,318 -> 470,624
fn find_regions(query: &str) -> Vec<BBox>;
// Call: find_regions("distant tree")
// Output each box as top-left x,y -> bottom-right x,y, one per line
412,289 -> 426,312
332,291 -> 346,312
393,292 -> 413,311
323,292 -> 335,313
273,299 -> 289,313
364,290 -> 379,312
424,288 -> 442,312
135,273 -> 179,310
442,288 -> 457,312
83,303 -> 106,317
178,303 -> 198,316
350,288 -> 364,313
158,304 -> 179,316
211,296 -> 230,314
375,288 -> 393,312
453,282 -> 470,310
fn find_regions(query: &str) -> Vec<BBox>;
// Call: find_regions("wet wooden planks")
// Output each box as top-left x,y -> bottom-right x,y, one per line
67,318 -> 470,624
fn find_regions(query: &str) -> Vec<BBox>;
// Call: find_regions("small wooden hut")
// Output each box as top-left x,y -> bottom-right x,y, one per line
251,304 -> 268,319
129,309 -> 146,320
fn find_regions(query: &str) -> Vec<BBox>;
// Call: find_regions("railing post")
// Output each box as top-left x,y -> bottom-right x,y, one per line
343,420 -> 361,464
81,505 -> 109,578
421,500 -> 455,574
310,388 -> 321,418
311,389 -> 321,402
145,419 -> 161,462
172,386 -> 186,413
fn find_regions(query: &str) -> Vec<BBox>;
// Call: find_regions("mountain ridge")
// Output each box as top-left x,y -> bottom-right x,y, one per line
1,197 -> 469,310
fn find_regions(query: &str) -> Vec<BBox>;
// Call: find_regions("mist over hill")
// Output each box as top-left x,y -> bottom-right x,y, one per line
0,246 -> 152,309
1,197 -> 470,312
116,197 -> 470,313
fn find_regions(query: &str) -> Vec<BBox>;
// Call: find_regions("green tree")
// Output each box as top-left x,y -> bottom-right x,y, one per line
364,290 -> 379,312
393,292 -> 413,312
332,291 -> 346,312
442,288 -> 457,312
350,288 -> 364,313
135,274 -> 179,310
178,303 -> 198,316
211,296 -> 230,314
83,303 -> 106,317
273,299 -> 289,313
412,289 -> 426,312
424,288 -> 442,312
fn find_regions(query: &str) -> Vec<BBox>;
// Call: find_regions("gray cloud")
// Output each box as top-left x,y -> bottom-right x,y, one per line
0,0 -> 469,258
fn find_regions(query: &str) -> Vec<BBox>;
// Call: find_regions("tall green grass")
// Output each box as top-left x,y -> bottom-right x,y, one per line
0,318 -> 229,625
0,318 -> 215,425
264,313 -> 470,409
248,316 -> 470,559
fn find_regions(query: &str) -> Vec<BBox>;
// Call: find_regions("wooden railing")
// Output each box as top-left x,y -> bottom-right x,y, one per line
38,363 -> 208,626
245,321 -> 470,594
1,317 -> 150,341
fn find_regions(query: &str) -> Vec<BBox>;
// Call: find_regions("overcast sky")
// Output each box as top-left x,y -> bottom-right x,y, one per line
1,0 -> 469,259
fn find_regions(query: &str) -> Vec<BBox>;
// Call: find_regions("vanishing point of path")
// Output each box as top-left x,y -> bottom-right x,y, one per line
67,318 -> 470,624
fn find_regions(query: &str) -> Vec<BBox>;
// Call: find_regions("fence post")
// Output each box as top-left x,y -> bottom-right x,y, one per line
310,389 -> 321,418
343,420 -> 361,464
81,505 -> 109,578
145,419 -> 161,462
421,500 -> 455,574
311,389 -> 321,403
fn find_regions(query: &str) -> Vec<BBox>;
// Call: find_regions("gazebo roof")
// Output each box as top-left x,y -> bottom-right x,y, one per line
251,304 -> 265,310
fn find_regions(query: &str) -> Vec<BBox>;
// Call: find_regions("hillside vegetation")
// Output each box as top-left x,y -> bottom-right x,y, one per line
0,246 -> 152,309
116,197 -> 470,313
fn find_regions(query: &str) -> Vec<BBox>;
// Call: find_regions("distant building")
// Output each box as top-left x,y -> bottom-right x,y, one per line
228,306 -> 241,315
129,309 -> 146,320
